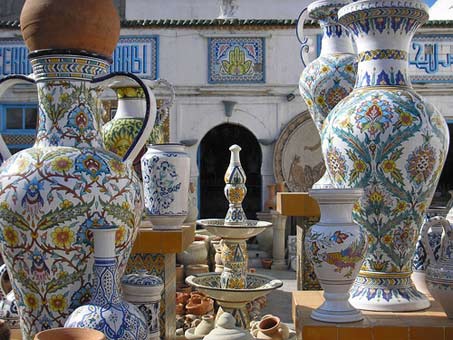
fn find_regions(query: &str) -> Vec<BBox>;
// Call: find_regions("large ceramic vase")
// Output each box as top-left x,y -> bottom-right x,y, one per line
141,144 -> 190,229
305,188 -> 366,322
322,0 -> 450,311
65,226 -> 148,339
298,0 -> 357,189
0,1 -> 157,338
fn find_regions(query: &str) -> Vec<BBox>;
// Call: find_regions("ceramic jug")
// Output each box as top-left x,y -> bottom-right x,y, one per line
422,216 -> 453,318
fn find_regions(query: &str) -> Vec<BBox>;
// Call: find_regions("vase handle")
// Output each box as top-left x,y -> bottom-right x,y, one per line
421,216 -> 451,266
296,8 -> 310,67
91,72 -> 157,163
142,78 -> 175,126
0,75 -> 36,161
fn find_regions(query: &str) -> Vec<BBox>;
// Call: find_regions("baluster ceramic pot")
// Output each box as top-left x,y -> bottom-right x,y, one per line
224,145 -> 247,225
305,188 -> 366,322
102,79 -> 175,176
141,144 -> 190,229
121,270 -> 164,340
422,216 -> 453,318
0,1 -> 157,338
298,0 -> 357,189
412,217 -> 443,295
322,0 -> 449,311
65,226 -> 149,339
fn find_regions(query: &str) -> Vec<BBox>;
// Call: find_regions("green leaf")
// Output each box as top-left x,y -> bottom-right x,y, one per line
38,201 -> 94,231
0,205 -> 30,232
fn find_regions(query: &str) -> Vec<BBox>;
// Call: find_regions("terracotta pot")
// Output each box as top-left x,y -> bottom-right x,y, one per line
261,258 -> 273,270
176,303 -> 185,315
20,0 -> 120,58
34,328 -> 106,340
264,184 -> 276,211
186,297 -> 214,316
256,316 -> 283,340
178,284 -> 193,294
276,182 -> 286,193
176,292 -> 190,305
186,264 -> 209,277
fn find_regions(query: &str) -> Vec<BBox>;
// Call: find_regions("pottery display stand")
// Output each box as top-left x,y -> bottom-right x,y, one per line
292,291 -> 453,340
270,209 -> 288,270
127,222 -> 195,340
277,192 -> 321,291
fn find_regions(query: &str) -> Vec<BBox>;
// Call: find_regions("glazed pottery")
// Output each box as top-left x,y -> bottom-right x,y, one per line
305,188 -> 366,322
0,265 -> 19,329
412,217 -> 443,295
322,0 -> 449,311
224,145 -> 247,225
177,240 -> 208,266
423,216 -> 453,318
142,144 -> 190,229
298,0 -> 357,189
65,226 -> 148,340
34,328 -> 106,340
122,270 -> 164,340
0,4 -> 156,337
203,313 -> 253,340
102,79 -> 175,176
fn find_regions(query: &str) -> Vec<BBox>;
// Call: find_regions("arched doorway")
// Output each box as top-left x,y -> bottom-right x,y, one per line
198,123 -> 262,220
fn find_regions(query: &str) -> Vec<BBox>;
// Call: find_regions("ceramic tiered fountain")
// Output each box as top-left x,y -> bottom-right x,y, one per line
186,145 -> 283,329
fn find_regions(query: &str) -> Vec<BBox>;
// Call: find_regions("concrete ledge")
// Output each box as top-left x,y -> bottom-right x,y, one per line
293,290 -> 453,340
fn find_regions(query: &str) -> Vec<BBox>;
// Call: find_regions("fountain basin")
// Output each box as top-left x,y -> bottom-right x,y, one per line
197,219 -> 272,240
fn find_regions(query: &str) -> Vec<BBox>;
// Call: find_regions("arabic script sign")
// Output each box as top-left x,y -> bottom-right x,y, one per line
409,34 -> 453,83
0,35 -> 159,79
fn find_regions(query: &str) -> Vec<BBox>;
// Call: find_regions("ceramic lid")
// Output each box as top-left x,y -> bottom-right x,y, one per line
121,270 -> 163,287
203,313 -> 253,340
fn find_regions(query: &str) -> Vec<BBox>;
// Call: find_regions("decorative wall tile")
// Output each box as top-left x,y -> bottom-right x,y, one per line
208,37 -> 265,84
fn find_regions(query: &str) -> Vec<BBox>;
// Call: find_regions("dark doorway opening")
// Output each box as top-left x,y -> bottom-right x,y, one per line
433,123 -> 453,206
198,123 -> 262,220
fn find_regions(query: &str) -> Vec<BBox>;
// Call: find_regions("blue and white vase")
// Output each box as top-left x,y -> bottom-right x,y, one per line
322,0 -> 449,311
122,270 -> 164,340
224,145 -> 247,225
141,144 -> 190,230
412,216 -> 443,295
65,226 -> 148,340
298,0 -> 357,189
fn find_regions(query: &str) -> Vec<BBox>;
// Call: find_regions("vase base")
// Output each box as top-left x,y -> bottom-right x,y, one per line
349,274 -> 431,312
311,307 -> 363,323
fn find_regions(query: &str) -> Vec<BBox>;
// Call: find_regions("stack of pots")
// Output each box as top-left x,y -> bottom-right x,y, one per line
177,235 -> 210,290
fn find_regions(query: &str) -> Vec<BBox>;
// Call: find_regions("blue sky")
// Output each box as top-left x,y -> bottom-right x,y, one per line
425,0 -> 436,6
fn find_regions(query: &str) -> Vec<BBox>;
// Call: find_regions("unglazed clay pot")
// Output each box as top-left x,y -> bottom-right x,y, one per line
177,240 -> 208,266
142,144 -> 190,230
194,315 -> 215,336
423,216 -> 453,318
0,6 -> 157,337
255,316 -> 285,340
20,0 -> 120,58
264,184 -> 276,211
185,296 -> 214,316
298,0 -> 357,189
34,328 -> 106,340
322,0 -> 449,311
65,227 -> 148,339
203,313 -> 253,340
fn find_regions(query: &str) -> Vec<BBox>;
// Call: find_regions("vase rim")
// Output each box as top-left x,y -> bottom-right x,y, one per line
338,0 -> 429,26
28,48 -> 112,63
309,188 -> 364,200
308,0 -> 353,21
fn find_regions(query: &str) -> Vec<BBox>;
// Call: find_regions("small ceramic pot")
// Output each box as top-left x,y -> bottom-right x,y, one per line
194,315 -> 215,336
142,144 -> 190,230
177,240 -> 208,266
121,270 -> 164,340
185,296 -> 214,316
34,328 -> 106,340
186,264 -> 210,277
423,216 -> 453,318
176,292 -> 190,305
261,258 -> 273,270
203,313 -> 253,340
255,316 -> 284,340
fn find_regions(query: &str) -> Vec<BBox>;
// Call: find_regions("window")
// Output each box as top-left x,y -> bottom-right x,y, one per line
1,105 -> 37,133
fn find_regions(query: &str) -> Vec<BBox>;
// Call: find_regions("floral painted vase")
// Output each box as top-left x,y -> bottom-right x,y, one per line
102,79 -> 174,176
412,216 -> 443,295
298,0 -> 357,189
422,216 -> 453,318
305,188 -> 366,322
322,0 -> 449,311
121,270 -> 164,340
141,144 -> 190,229
224,145 -> 247,225
65,226 -> 148,339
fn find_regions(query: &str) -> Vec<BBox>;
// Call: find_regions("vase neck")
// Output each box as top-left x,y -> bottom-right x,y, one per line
113,86 -> 146,120
338,1 -> 429,88
91,227 -> 121,306
31,55 -> 110,148
320,22 -> 355,56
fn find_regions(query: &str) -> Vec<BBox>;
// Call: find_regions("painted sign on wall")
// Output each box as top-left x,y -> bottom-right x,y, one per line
0,35 -> 159,79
